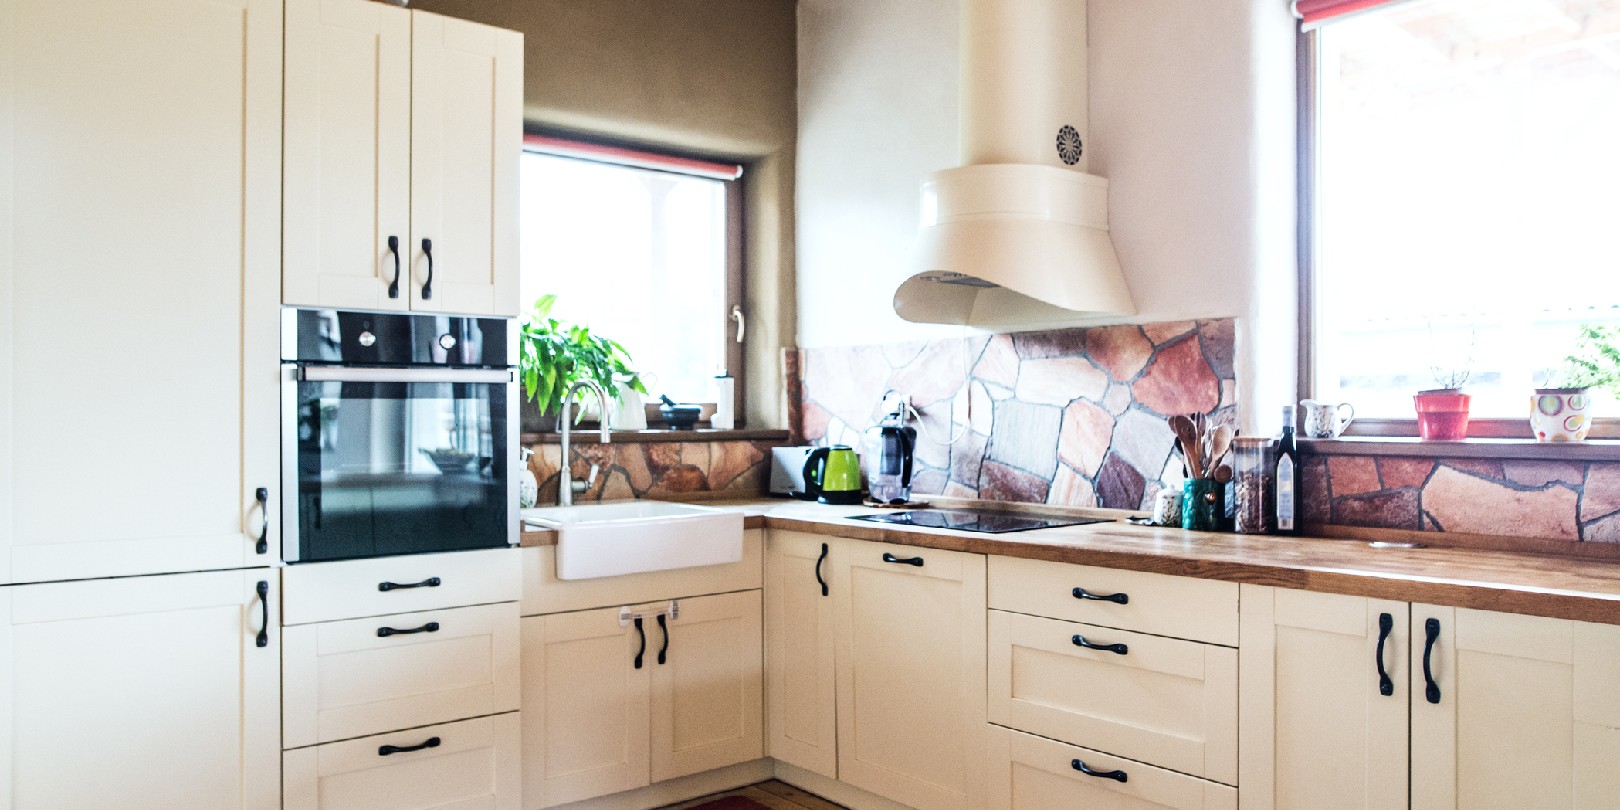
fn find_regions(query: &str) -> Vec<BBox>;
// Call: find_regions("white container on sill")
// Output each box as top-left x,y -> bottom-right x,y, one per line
711,374 -> 736,430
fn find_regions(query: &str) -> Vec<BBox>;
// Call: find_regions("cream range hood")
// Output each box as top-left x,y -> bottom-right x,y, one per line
895,0 -> 1136,327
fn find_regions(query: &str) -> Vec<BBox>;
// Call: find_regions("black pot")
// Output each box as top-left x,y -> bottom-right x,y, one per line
659,404 -> 703,430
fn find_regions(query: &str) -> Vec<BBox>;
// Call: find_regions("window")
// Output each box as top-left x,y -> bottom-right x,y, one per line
1307,0 -> 1620,426
519,137 -> 744,412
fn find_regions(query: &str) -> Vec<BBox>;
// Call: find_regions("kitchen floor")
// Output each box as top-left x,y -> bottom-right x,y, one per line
659,780 -> 848,810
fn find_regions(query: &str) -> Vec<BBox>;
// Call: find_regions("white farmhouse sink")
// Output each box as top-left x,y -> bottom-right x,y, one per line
521,501 -> 745,580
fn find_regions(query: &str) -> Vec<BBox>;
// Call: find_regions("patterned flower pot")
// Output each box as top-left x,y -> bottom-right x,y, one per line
1413,389 -> 1470,441
1530,387 -> 1591,442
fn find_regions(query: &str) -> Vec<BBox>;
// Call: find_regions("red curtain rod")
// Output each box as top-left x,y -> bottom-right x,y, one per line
523,135 -> 743,181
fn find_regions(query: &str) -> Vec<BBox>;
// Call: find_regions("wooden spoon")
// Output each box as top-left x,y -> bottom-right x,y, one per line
1169,415 -> 1201,478
1208,425 -> 1234,475
1212,464 -> 1233,484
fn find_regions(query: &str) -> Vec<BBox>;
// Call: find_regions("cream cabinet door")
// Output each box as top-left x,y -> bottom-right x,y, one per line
651,590 -> 764,783
284,713 -> 520,810
833,540 -> 987,810
522,608 -> 651,808
1411,605 -> 1620,810
1238,585 -> 1409,810
765,531 -> 839,779
282,0 -> 412,312
0,0 -> 282,582
0,569 -> 280,809
408,10 -> 521,317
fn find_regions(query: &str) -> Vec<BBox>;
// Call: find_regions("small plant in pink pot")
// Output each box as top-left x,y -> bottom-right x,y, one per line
1415,365 -> 1472,441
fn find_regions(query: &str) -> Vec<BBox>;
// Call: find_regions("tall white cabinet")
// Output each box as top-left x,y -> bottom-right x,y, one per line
0,0 -> 283,583
0,569 -> 281,808
283,0 -> 521,317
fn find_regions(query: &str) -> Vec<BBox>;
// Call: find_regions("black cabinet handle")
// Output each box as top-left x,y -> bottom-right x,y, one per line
420,238 -> 434,300
378,577 -> 441,592
816,542 -> 829,597
633,616 -> 646,669
1072,587 -> 1128,605
1072,758 -> 1128,783
1376,612 -> 1395,697
377,621 -> 440,638
254,580 -> 269,649
1072,633 -> 1128,655
386,235 -> 401,299
656,613 -> 670,665
254,487 -> 269,555
379,736 -> 440,757
1423,617 -> 1442,705
882,552 -> 924,567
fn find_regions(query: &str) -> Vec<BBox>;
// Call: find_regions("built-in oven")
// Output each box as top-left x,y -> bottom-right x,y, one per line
281,308 -> 518,563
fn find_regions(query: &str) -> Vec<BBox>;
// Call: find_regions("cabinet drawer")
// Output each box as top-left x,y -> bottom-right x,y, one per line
988,556 -> 1238,646
284,602 -> 520,748
284,548 -> 520,625
284,713 -> 520,810
989,726 -> 1236,810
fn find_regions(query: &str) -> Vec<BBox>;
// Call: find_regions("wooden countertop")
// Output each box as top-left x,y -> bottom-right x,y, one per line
521,498 -> 1620,625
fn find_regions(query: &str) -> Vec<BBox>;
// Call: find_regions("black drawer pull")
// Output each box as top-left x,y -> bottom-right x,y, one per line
1072,587 -> 1128,605
1423,617 -> 1442,705
882,552 -> 924,567
633,616 -> 646,670
254,487 -> 269,555
378,577 -> 441,592
420,237 -> 435,300
1375,612 -> 1395,697
1072,634 -> 1128,655
378,736 -> 440,757
1072,758 -> 1128,783
377,621 -> 440,638
656,613 -> 670,665
816,542 -> 829,597
255,580 -> 270,649
386,235 -> 401,299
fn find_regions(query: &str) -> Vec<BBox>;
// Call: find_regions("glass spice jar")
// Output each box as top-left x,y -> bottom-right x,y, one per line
1232,437 -> 1276,534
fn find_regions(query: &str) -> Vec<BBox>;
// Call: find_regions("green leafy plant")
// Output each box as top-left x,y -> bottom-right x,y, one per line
519,295 -> 647,417
1556,323 -> 1620,395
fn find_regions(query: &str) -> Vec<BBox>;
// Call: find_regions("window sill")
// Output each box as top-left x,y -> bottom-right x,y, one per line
1302,436 -> 1620,462
523,428 -> 790,445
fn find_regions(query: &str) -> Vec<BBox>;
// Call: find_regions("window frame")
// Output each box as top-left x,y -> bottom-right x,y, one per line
520,133 -> 749,428
1295,21 -> 1620,441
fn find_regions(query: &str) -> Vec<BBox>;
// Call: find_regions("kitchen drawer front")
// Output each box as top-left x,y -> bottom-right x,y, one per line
284,548 -> 521,625
520,529 -> 763,616
989,726 -> 1237,810
988,555 -> 1238,646
284,713 -> 520,810
284,602 -> 520,748
989,610 -> 1237,784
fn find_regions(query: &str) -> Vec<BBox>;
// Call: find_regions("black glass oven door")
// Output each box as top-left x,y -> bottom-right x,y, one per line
286,366 -> 512,563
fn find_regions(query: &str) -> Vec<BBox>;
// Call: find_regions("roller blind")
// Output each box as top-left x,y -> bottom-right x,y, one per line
1292,0 -> 1409,30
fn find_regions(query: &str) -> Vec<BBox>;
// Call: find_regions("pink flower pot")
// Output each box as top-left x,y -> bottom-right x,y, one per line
1414,389 -> 1470,441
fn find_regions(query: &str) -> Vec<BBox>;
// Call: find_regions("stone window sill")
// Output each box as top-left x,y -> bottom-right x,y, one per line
523,428 -> 790,445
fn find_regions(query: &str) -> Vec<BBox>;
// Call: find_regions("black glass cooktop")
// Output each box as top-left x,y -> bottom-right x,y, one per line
848,509 -> 1112,534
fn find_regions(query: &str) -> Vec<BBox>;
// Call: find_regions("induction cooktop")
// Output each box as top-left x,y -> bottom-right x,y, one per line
847,509 -> 1112,534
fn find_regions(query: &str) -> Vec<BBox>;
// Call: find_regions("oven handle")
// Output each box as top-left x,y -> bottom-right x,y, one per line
299,366 -> 512,384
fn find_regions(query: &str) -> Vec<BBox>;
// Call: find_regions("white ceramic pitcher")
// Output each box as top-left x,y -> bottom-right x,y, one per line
1300,399 -> 1355,439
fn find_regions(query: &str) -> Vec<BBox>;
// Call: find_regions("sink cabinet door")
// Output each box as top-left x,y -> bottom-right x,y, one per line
521,608 -> 650,808
765,531 -> 839,779
1410,605 -> 1620,810
649,590 -> 764,782
833,539 -> 987,810
1238,585 -> 1409,810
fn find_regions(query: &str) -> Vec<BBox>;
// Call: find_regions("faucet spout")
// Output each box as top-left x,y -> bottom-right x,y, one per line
558,379 -> 613,506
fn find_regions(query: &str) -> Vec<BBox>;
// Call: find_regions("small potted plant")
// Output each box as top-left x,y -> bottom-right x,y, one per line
1415,365 -> 1472,441
519,295 -> 647,432
1533,324 -> 1620,442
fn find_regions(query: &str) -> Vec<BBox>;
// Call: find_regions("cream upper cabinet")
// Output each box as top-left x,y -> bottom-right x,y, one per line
1411,605 -> 1620,810
282,0 -> 411,313
283,0 -> 520,317
408,10 -> 521,318
765,531 -> 839,779
0,0 -> 282,583
1238,585 -> 1410,810
833,539 -> 987,810
0,569 -> 280,809
650,590 -> 764,783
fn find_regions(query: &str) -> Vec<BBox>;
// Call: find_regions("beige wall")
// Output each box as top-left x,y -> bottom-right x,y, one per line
412,0 -> 798,429
795,0 -> 1298,434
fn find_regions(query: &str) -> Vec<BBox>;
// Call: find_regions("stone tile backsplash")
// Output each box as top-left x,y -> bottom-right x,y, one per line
795,319 -> 1238,511
1303,454 -> 1620,544
527,439 -> 778,504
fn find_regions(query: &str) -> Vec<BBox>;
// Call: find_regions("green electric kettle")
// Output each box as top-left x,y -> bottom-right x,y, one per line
803,445 -> 863,505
